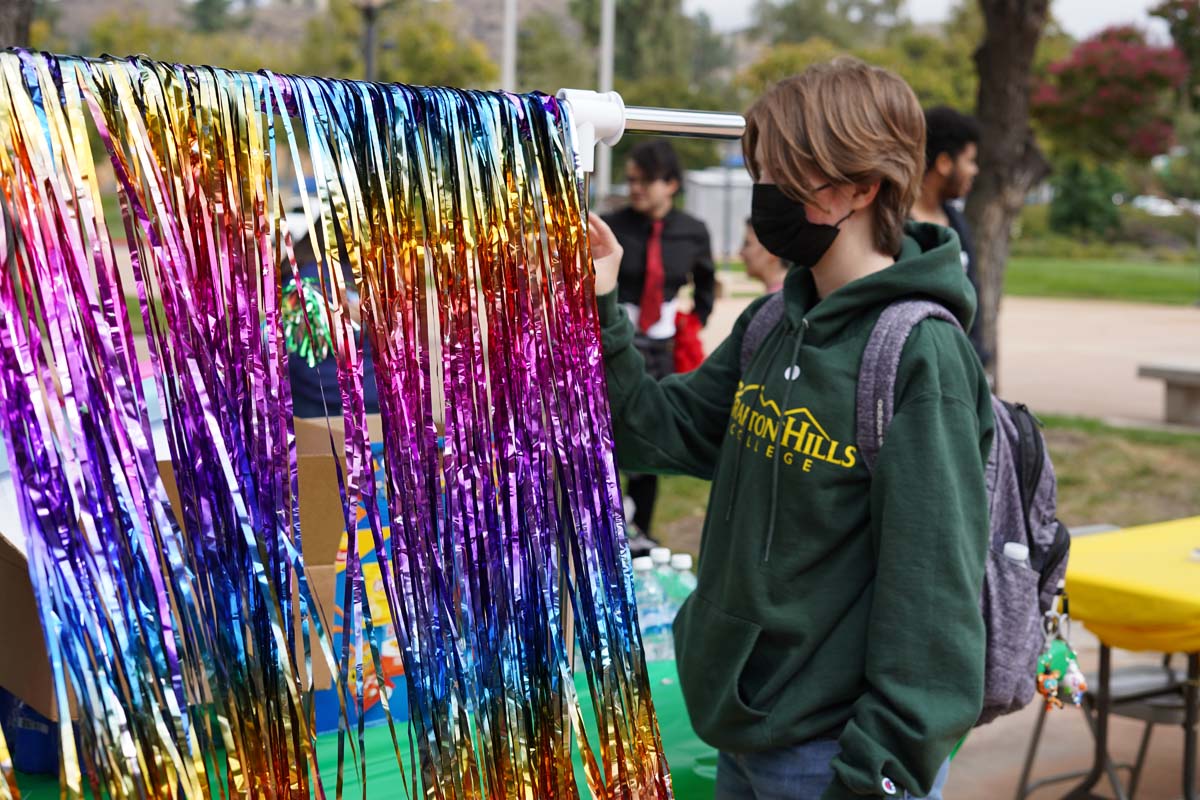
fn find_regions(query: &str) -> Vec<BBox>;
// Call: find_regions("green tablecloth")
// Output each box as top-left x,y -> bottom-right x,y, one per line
14,660 -> 715,798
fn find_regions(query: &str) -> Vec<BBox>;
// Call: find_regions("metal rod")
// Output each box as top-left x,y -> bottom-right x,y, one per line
623,105 -> 745,141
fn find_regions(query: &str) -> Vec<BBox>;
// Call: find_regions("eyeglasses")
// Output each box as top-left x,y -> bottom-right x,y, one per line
626,175 -> 671,188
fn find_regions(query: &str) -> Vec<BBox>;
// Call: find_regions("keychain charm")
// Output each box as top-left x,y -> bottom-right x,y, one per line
1036,594 -> 1086,710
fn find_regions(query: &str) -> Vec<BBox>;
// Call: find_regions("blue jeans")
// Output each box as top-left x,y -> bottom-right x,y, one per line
714,739 -> 951,799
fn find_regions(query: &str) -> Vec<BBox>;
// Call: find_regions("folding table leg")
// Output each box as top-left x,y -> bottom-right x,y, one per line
1066,644 -> 1115,800
1015,704 -> 1048,799
1184,653 -> 1198,800
1128,722 -> 1152,799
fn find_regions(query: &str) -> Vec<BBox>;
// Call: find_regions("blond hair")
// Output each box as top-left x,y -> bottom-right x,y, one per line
743,57 -> 925,255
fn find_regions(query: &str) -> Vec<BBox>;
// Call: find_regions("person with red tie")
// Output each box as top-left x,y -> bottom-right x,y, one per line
603,139 -> 716,553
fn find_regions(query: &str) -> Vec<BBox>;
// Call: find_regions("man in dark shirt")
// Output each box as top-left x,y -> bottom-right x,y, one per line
911,106 -> 989,369
603,140 -> 716,550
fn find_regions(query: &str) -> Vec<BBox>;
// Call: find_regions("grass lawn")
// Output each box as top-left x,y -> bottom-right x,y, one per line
723,257 -> 1200,305
1004,257 -> 1200,306
646,415 -> 1200,559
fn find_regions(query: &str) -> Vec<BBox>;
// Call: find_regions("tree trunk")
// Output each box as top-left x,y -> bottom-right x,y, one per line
0,0 -> 33,48
965,0 -> 1052,389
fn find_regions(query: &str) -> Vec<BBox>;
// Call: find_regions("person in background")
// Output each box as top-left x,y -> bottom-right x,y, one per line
603,139 -> 716,553
740,217 -> 789,294
910,105 -> 988,369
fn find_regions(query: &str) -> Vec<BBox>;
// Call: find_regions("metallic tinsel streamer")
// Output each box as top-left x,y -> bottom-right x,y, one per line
0,50 -> 670,798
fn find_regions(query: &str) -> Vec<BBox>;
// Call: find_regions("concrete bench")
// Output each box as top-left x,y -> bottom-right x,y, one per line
1137,363 -> 1200,426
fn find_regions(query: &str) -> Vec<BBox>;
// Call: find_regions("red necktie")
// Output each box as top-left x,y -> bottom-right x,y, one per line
639,219 -> 665,333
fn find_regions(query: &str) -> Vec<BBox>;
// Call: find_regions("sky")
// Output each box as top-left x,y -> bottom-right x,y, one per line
682,0 -> 1169,41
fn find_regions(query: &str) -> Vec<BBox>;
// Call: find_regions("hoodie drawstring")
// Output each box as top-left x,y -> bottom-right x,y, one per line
725,323 -> 792,522
762,318 -> 808,564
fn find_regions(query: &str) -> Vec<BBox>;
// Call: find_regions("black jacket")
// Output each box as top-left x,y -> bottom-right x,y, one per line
943,202 -> 990,368
603,207 -> 716,327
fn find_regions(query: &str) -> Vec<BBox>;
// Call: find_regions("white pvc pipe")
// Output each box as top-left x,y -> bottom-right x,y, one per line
556,88 -> 625,173
556,88 -> 745,174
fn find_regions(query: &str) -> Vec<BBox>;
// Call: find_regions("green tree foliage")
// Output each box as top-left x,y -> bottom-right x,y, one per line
737,33 -> 975,110
737,36 -> 843,95
29,0 -> 67,52
568,0 -> 733,169
190,0 -> 235,33
82,1 -> 497,89
739,0 -> 1074,112
1157,112 -> 1200,197
1049,159 -> 1125,236
87,14 -> 297,73
860,32 -> 976,108
1152,0 -> 1200,108
688,11 -> 733,87
301,0 -> 497,87
569,0 -> 694,84
567,0 -> 733,90
517,10 -> 595,94
751,0 -> 906,47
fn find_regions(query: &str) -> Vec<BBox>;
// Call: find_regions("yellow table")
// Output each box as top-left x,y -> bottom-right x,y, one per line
1068,516 -> 1200,653
1063,516 -> 1200,800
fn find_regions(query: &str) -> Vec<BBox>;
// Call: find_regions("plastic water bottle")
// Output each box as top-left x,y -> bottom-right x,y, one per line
632,556 -> 674,661
669,553 -> 697,600
649,547 -> 675,610
1003,542 -> 1030,566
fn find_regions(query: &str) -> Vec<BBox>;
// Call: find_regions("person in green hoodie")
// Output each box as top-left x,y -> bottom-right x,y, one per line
588,57 -> 994,800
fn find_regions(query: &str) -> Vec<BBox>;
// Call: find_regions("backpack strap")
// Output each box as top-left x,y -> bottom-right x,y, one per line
856,299 -> 962,472
739,291 -> 786,374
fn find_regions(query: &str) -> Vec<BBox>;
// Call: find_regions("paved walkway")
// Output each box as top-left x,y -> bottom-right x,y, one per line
703,274 -> 1200,428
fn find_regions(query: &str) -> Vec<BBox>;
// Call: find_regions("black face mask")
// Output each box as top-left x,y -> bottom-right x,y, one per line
750,183 -> 853,268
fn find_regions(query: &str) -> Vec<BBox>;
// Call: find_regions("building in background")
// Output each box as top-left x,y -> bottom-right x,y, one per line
682,160 -> 752,262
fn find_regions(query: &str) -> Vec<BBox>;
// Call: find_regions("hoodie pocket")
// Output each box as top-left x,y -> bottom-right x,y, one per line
674,593 -> 771,749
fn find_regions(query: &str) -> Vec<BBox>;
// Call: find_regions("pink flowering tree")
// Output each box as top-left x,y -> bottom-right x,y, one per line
1033,26 -> 1188,160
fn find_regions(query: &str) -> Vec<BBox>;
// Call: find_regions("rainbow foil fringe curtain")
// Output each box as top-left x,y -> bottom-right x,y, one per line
0,50 -> 671,799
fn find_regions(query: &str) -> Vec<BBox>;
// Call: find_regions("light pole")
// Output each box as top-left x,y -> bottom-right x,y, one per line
501,0 -> 518,90
353,0 -> 388,82
595,0 -> 616,206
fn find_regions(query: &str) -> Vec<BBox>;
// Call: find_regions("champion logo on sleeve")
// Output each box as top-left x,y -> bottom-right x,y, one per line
881,777 -> 898,795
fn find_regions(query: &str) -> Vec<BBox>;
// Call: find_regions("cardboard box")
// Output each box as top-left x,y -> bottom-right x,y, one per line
0,414 -> 385,723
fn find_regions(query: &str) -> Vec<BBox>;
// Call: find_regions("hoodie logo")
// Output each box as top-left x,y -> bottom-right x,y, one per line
728,381 -> 857,472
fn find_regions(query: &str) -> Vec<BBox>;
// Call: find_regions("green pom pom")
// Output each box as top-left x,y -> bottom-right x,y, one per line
281,277 -> 332,368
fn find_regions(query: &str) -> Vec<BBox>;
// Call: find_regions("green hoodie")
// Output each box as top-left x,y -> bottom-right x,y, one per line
598,222 -> 994,799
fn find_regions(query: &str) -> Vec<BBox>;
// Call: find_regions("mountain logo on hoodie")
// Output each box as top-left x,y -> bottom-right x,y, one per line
728,381 -> 858,471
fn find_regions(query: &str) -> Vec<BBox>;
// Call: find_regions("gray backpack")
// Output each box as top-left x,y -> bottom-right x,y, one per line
741,294 -> 1071,725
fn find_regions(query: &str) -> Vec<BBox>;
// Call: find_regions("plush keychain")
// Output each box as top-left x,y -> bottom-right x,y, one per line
1036,593 -> 1086,710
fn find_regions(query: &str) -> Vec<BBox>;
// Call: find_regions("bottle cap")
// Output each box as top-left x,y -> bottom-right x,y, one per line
649,547 -> 672,564
1003,542 -> 1030,562
632,556 -> 653,571
670,553 -> 693,570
